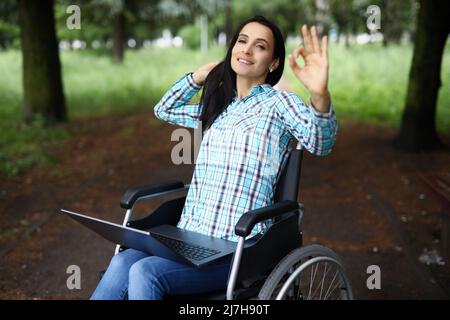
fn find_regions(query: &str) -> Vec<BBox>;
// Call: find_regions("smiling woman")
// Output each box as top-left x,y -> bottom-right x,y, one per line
92,15 -> 338,300
195,16 -> 286,131
231,22 -> 280,98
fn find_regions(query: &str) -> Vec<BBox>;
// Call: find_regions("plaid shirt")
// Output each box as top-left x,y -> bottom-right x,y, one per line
154,72 -> 337,242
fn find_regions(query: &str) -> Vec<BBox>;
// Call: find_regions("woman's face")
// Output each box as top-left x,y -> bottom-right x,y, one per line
231,22 -> 279,81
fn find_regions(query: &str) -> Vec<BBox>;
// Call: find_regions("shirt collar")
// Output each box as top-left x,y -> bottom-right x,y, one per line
233,83 -> 274,101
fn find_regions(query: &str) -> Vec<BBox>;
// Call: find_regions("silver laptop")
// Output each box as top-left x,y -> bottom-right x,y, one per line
60,209 -> 239,267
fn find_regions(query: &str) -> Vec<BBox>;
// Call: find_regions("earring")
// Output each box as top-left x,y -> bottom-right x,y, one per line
269,67 -> 273,72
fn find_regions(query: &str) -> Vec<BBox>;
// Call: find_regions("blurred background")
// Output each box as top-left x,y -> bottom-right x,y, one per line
0,0 -> 449,299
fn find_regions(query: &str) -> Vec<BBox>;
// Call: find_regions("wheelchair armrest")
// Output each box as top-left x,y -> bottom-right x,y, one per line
120,180 -> 185,209
234,200 -> 299,237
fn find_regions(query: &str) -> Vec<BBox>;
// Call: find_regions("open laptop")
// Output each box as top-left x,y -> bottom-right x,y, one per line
60,209 -> 239,267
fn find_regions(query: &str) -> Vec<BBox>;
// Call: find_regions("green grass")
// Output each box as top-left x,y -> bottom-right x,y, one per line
0,42 -> 449,176
60,46 -> 225,117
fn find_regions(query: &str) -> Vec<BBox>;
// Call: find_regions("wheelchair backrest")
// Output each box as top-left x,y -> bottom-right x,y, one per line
273,147 -> 303,203
234,144 -> 304,284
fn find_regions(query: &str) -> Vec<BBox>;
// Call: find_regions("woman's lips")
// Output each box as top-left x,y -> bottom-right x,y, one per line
237,58 -> 254,66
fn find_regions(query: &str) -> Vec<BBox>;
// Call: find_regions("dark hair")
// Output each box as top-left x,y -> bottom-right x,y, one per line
199,15 -> 285,132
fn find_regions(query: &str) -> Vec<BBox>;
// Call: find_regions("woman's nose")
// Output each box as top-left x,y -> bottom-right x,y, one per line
241,44 -> 252,55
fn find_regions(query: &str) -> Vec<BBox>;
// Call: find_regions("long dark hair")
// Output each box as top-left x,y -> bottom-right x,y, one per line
199,15 -> 285,132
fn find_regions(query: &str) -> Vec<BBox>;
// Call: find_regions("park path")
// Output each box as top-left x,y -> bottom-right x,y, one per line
0,75 -> 449,299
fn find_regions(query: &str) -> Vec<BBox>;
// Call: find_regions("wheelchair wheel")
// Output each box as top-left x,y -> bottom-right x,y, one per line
258,244 -> 353,300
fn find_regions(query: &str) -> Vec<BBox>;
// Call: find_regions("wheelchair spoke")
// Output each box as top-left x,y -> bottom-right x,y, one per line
319,262 -> 329,299
323,269 -> 339,300
310,261 -> 329,300
309,261 -> 329,299
307,264 -> 314,299
281,262 -> 344,300
307,262 -> 319,300
296,271 -> 303,300
324,278 -> 341,300
258,245 -> 353,300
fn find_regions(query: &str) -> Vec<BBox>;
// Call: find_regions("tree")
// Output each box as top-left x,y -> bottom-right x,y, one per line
381,0 -> 416,46
88,0 -> 203,62
112,8 -> 125,62
92,0 -> 127,63
19,0 -> 66,124
314,0 -> 332,36
0,0 -> 20,49
382,0 -> 403,46
225,0 -> 232,45
330,0 -> 365,47
396,0 -> 450,151
231,0 -> 316,42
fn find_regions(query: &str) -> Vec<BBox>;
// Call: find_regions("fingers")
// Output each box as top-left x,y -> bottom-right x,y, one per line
301,25 -> 327,56
288,46 -> 308,74
205,61 -> 221,72
299,47 -> 309,60
292,47 -> 301,59
301,25 -> 313,53
322,35 -> 328,59
288,52 -> 301,73
209,61 -> 221,68
311,26 -> 321,54
290,46 -> 307,62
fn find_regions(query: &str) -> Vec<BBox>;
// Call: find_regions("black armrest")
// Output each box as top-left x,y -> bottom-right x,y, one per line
120,180 -> 185,209
235,200 -> 299,237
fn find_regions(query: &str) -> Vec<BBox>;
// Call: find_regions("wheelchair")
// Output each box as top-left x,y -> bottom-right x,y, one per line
116,142 -> 354,300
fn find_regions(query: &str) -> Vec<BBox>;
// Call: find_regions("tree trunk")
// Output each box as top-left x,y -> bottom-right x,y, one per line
19,0 -> 66,124
344,31 -> 350,48
382,0 -> 404,46
112,12 -> 125,63
314,0 -> 331,37
200,14 -> 208,54
396,0 -> 450,151
225,0 -> 233,46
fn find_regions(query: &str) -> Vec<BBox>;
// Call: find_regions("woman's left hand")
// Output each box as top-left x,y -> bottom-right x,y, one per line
289,25 -> 330,112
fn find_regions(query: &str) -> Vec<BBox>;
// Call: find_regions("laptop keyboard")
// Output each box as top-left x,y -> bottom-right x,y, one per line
152,234 -> 221,261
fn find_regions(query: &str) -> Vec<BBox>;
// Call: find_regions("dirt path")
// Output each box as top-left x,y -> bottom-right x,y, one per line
1,78 -> 449,299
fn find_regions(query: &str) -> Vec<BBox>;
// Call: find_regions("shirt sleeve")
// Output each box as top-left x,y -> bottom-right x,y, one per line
153,72 -> 203,129
275,91 -> 338,156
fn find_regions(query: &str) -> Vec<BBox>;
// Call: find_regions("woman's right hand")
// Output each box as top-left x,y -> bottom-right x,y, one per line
192,61 -> 221,86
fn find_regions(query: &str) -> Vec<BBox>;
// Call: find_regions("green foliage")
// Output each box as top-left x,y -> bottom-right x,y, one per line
0,21 -> 19,45
52,0 -> 208,48
54,0 -> 113,44
232,0 -> 315,38
178,16 -> 218,50
0,114 -> 68,176
0,0 -> 19,49
178,22 -> 200,49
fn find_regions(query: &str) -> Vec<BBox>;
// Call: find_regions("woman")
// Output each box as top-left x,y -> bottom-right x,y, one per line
91,15 -> 337,300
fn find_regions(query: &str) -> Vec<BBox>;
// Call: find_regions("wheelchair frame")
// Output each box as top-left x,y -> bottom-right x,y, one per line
113,143 -> 353,300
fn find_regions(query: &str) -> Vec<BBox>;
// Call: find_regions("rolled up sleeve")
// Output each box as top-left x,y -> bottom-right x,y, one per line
275,91 -> 338,156
153,72 -> 203,129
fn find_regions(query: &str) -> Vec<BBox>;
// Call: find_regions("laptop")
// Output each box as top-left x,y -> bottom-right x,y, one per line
60,209 -> 240,267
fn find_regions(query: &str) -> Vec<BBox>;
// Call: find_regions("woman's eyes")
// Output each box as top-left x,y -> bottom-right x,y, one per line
237,40 -> 265,49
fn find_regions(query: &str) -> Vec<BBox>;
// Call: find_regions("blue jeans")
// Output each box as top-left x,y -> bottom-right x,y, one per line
90,249 -> 232,300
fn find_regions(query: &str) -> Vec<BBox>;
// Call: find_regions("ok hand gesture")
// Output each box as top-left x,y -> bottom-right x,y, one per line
288,25 -> 330,113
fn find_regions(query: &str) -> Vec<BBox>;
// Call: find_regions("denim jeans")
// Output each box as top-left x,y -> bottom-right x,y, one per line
90,249 -> 232,300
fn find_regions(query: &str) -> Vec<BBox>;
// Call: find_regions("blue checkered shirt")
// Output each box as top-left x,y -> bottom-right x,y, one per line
154,72 -> 337,242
